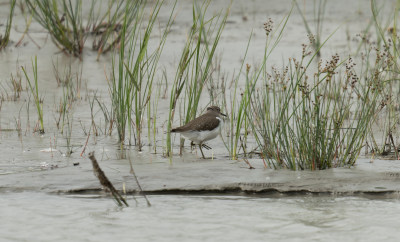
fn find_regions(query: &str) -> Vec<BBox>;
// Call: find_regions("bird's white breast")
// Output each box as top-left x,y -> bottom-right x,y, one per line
180,117 -> 223,144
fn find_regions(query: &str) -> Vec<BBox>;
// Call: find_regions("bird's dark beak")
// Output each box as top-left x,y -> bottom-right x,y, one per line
221,112 -> 227,117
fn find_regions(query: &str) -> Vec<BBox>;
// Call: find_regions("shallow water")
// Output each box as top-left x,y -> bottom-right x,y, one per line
1,1 -> 400,241
2,192 -> 400,242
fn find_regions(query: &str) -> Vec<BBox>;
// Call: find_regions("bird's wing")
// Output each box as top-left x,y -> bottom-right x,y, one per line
184,113 -> 221,131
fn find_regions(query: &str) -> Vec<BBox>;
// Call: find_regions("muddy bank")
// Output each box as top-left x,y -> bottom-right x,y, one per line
1,156 -> 400,196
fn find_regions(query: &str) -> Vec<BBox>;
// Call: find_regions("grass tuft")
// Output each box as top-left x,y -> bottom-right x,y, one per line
26,0 -> 88,58
166,0 -> 229,157
109,0 -> 175,150
0,0 -> 16,50
248,47 -> 380,170
22,56 -> 44,134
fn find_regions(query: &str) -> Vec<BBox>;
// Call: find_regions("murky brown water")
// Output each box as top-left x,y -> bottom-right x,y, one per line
1,0 -> 400,241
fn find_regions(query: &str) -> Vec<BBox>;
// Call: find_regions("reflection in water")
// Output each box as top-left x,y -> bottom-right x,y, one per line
1,192 -> 400,241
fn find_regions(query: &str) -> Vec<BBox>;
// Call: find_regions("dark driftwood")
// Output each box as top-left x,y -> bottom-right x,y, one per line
88,151 -> 129,207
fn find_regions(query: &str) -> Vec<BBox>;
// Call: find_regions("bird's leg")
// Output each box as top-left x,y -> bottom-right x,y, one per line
190,141 -> 196,151
199,144 -> 206,159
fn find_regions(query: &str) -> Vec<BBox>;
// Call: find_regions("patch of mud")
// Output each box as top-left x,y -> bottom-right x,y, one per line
1,156 -> 400,198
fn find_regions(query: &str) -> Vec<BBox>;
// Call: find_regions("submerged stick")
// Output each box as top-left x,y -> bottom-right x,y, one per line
80,125 -> 91,157
242,158 -> 255,169
88,152 -> 129,207
128,154 -> 151,207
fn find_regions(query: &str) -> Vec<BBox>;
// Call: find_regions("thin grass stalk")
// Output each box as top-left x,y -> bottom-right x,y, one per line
124,0 -> 175,150
369,0 -> 400,156
0,0 -> 16,50
65,113 -> 73,157
166,0 -> 229,157
230,66 -> 251,159
218,34 -> 252,159
15,4 -> 34,48
226,8 -> 292,160
109,5 -> 131,146
181,1 -> 229,152
294,0 -> 327,59
152,79 -> 162,153
124,1 -> 152,148
57,85 -> 68,133
21,56 -> 44,134
165,1 -> 207,157
110,0 -> 174,150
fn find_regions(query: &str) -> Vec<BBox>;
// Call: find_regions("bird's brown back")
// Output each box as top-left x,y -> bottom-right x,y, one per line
171,112 -> 221,132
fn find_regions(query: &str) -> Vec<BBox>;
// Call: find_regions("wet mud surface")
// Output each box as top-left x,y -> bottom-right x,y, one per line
2,155 -> 400,197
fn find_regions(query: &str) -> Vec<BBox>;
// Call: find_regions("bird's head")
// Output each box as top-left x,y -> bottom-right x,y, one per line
207,106 -> 226,117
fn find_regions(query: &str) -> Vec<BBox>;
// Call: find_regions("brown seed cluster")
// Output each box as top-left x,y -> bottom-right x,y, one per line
307,34 -> 315,44
320,53 -> 340,80
375,42 -> 394,69
299,82 -> 310,96
271,66 -> 289,82
299,34 -> 316,57
379,94 -> 390,109
267,65 -> 289,92
301,43 -> 312,58
356,33 -> 372,45
345,57 -> 358,89
263,18 -> 273,36
246,63 -> 251,73
292,58 -> 303,71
